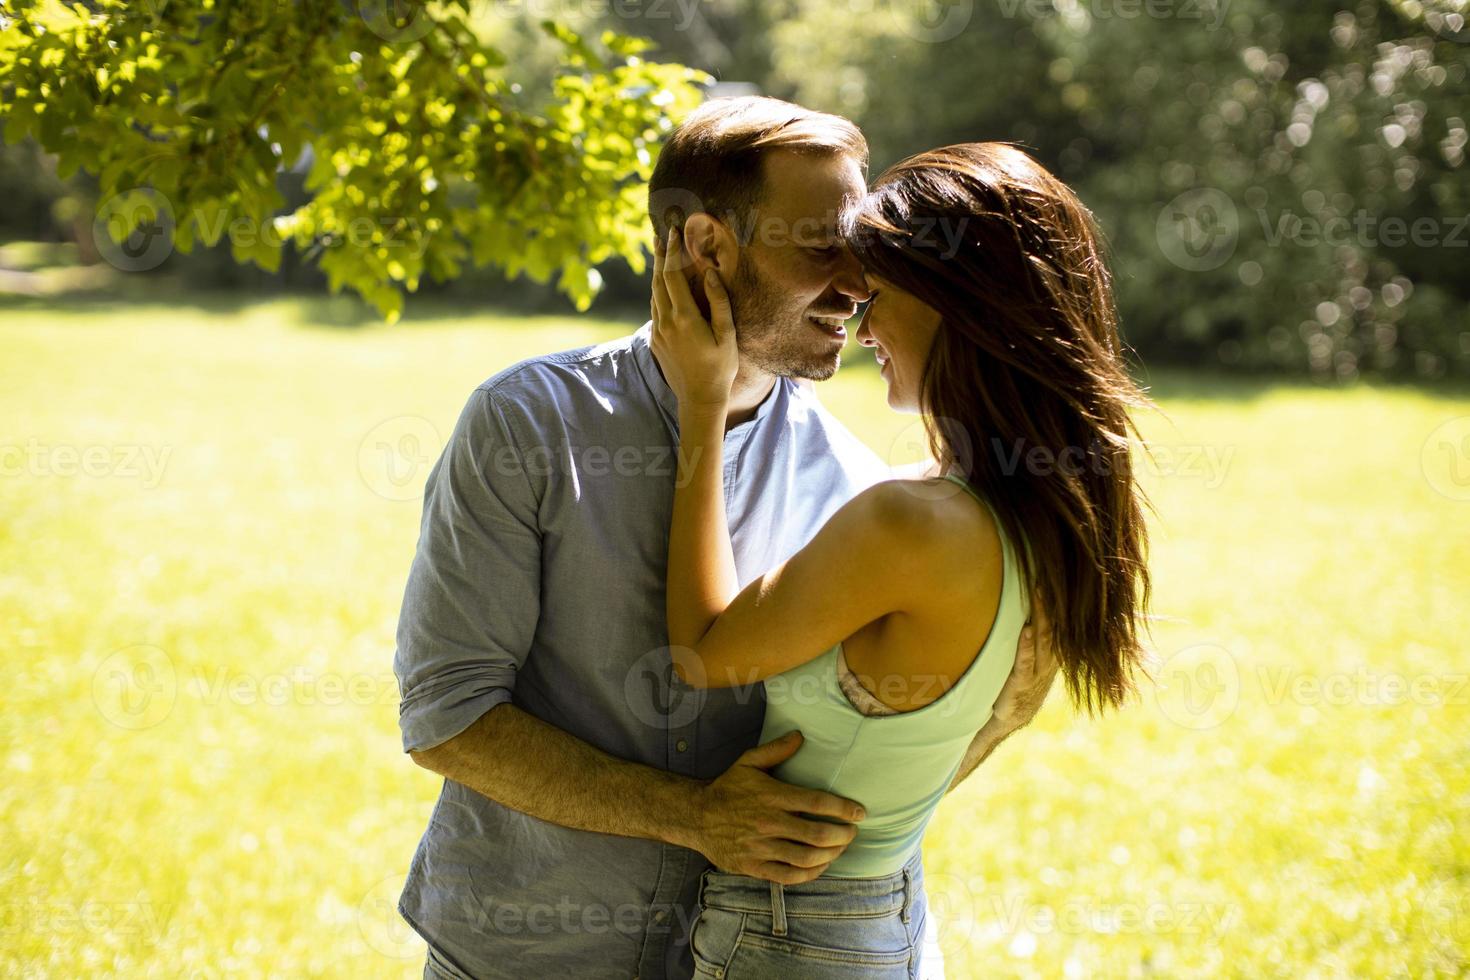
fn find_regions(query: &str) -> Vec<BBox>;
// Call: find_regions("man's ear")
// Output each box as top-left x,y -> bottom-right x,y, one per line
682,212 -> 738,277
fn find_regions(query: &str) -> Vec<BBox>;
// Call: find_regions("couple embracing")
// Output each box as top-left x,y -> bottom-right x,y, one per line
393,95 -> 1152,980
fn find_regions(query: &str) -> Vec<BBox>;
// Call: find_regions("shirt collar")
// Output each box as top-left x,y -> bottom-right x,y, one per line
630,320 -> 787,437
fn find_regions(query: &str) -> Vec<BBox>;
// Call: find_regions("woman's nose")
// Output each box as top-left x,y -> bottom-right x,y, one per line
855,306 -> 876,347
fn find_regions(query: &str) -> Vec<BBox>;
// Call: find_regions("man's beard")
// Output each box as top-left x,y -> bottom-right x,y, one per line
728,260 -> 843,382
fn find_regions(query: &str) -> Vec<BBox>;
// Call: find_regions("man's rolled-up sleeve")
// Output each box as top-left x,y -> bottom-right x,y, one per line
393,385 -> 542,753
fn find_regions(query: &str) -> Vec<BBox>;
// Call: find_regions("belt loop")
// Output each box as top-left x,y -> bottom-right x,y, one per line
770,880 -> 788,937
901,868 -> 912,924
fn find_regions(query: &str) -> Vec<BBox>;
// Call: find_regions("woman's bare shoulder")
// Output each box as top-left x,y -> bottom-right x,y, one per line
858,478 -> 1004,585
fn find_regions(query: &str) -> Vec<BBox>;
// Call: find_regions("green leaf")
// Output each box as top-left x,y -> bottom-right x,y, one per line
0,1 -> 708,322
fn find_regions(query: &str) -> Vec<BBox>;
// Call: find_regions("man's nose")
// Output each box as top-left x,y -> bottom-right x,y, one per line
832,248 -> 872,303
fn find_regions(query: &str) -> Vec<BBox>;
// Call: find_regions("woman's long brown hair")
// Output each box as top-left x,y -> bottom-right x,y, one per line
844,142 -> 1154,713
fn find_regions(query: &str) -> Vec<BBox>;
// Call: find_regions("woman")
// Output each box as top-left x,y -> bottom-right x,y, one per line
650,142 -> 1153,979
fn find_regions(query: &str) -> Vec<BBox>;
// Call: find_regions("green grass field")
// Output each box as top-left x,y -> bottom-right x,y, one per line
2,294 -> 1466,978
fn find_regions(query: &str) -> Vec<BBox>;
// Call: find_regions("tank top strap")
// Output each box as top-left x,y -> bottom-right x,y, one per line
940,470 -> 992,514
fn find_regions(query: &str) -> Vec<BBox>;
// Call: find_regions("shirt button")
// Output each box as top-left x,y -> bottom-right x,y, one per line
675,738 -> 689,752
653,908 -> 667,923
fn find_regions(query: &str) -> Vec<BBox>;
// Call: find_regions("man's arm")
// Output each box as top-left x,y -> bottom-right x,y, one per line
394,383 -> 686,843
412,706 -> 863,885
410,703 -> 701,845
394,385 -> 543,756
946,608 -> 1060,794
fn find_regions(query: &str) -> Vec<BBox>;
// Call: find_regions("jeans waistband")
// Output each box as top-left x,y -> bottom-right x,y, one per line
699,846 -> 924,922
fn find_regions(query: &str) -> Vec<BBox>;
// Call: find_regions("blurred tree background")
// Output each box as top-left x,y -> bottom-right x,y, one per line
2,0 -> 1467,379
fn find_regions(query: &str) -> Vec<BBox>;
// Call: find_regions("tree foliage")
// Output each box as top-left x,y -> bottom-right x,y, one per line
2,0 -> 1465,378
0,0 -> 709,321
766,0 -> 1469,380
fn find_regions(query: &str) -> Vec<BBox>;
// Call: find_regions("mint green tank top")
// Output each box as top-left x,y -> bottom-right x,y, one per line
756,471 -> 1031,877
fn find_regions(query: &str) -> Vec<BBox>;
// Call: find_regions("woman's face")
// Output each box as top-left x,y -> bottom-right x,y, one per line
854,272 -> 943,414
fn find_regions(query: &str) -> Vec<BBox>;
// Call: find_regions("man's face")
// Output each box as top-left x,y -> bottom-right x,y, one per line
726,149 -> 873,381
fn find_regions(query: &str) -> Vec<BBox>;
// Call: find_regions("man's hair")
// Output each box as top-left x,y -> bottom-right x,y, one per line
647,96 -> 868,245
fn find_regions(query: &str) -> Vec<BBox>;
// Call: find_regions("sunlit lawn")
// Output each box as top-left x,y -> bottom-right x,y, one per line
2,293 -> 1466,978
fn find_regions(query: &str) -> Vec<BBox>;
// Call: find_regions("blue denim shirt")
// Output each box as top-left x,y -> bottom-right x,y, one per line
394,323 -> 891,979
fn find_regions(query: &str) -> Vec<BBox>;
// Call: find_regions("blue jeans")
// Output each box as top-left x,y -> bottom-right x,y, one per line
689,847 -> 943,980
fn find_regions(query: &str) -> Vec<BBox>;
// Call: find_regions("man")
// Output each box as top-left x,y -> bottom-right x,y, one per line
393,96 -> 1056,980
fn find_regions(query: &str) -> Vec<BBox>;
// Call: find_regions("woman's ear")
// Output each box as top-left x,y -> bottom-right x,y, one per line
682,213 -> 738,277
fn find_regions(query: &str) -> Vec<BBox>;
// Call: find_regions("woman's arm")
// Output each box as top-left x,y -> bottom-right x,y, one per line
650,228 -> 974,691
666,400 -> 739,656
671,481 -> 939,688
649,227 -> 744,657
666,397 -> 924,690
